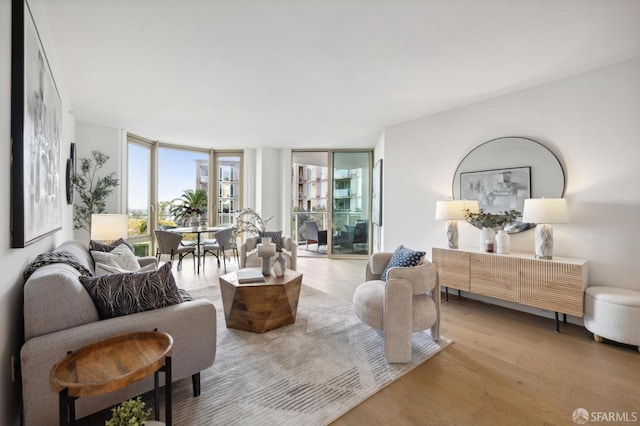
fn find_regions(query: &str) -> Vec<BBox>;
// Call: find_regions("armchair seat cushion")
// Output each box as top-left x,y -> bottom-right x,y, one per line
354,280 -> 437,332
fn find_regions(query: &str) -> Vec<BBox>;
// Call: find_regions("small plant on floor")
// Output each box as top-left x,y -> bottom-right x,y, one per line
105,397 -> 152,426
234,208 -> 273,238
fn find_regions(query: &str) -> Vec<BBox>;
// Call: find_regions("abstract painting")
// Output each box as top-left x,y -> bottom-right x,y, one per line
11,0 -> 62,247
460,166 -> 530,215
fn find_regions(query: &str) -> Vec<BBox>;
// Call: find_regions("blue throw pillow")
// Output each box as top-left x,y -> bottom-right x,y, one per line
381,245 -> 426,281
258,231 -> 283,252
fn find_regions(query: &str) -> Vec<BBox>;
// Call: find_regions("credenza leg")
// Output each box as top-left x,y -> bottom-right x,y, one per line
445,286 -> 449,302
554,312 -> 560,333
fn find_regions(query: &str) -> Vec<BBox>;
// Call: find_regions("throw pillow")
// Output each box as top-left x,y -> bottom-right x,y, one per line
91,244 -> 141,272
95,262 -> 156,277
80,262 -> 183,319
89,238 -> 134,253
381,245 -> 426,281
258,230 -> 283,252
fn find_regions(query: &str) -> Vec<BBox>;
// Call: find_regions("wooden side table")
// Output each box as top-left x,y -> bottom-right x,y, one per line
50,331 -> 173,426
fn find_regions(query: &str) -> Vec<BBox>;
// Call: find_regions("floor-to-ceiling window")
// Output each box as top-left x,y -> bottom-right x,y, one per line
214,152 -> 242,225
127,139 -> 152,256
126,135 -> 242,255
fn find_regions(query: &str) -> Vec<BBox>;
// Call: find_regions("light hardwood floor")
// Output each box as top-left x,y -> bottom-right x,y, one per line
176,254 -> 640,426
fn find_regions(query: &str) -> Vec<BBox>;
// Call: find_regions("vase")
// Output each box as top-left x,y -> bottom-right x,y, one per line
273,252 -> 286,277
480,227 -> 495,252
198,214 -> 207,227
496,230 -> 511,254
189,215 -> 199,227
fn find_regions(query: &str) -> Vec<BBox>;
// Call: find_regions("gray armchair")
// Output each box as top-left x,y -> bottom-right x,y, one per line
352,252 -> 440,363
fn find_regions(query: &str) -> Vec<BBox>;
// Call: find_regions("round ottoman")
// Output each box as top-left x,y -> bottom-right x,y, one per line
584,286 -> 640,351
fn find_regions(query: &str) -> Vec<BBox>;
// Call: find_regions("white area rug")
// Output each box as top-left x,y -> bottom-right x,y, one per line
171,284 -> 451,425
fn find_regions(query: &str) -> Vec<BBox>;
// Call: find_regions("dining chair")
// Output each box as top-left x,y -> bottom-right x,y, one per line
304,221 -> 327,252
154,229 -> 196,271
202,227 -> 238,273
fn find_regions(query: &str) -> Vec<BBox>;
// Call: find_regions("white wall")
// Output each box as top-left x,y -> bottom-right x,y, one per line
0,1 -> 75,424
383,58 -> 640,299
73,122 -> 124,241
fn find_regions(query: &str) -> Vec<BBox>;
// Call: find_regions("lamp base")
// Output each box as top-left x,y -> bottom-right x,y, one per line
446,220 -> 459,249
534,224 -> 554,259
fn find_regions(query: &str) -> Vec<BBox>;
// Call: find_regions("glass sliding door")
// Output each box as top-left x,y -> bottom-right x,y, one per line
331,151 -> 371,256
291,151 -> 329,256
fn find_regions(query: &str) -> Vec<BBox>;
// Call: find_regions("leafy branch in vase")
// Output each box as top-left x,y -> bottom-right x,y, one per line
234,208 -> 273,238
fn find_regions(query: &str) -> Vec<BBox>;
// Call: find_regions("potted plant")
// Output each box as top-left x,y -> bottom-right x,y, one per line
105,397 -> 152,426
72,150 -> 120,232
464,208 -> 521,231
464,208 -> 521,250
169,188 -> 208,226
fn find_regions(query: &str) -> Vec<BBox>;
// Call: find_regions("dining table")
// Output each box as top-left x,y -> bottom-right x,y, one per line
168,226 -> 225,273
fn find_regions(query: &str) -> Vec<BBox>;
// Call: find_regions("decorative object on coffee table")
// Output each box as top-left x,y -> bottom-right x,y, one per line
256,237 -> 276,275
273,252 -> 286,277
219,269 -> 303,333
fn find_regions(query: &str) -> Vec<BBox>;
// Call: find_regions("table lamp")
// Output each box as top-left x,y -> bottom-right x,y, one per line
522,198 -> 568,259
91,214 -> 129,243
435,200 -> 467,249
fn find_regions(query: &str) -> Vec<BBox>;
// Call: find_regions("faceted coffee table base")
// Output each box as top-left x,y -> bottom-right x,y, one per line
219,269 -> 303,333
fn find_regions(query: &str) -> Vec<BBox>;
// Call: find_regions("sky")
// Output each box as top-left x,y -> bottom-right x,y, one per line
128,145 -> 208,210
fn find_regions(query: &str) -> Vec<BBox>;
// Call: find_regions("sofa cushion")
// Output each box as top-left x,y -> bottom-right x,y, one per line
91,244 -> 141,272
80,262 -> 183,319
258,230 -> 283,252
381,245 -> 426,281
90,238 -> 134,253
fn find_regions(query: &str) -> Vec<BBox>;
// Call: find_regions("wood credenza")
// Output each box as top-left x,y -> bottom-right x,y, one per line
432,247 -> 588,317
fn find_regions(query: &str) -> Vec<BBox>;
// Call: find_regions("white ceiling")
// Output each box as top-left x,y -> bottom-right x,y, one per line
43,0 -> 640,150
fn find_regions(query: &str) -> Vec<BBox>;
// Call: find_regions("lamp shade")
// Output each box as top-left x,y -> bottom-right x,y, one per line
91,214 -> 129,241
522,198 -> 568,224
463,199 -> 480,215
435,200 -> 466,220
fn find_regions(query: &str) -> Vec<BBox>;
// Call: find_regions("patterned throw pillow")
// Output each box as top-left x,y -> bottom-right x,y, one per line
381,245 -> 426,281
80,262 -> 183,319
89,238 -> 134,253
258,231 -> 283,252
91,244 -> 141,272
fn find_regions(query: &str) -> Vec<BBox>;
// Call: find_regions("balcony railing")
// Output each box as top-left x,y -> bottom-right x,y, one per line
291,211 -> 365,243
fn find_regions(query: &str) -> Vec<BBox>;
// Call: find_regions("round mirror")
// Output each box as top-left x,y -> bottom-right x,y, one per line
452,137 -> 565,233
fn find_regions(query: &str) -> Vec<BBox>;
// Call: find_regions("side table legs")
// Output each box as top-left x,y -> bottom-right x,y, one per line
59,355 -> 172,426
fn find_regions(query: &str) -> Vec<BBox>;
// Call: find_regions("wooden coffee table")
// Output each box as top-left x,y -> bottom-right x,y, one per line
50,331 -> 173,426
219,269 -> 303,333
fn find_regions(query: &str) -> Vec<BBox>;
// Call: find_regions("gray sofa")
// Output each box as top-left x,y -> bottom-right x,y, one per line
21,240 -> 217,426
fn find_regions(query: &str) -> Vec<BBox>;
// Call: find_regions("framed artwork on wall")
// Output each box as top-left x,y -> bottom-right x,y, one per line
460,166 -> 531,215
11,0 -> 63,247
372,159 -> 382,226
